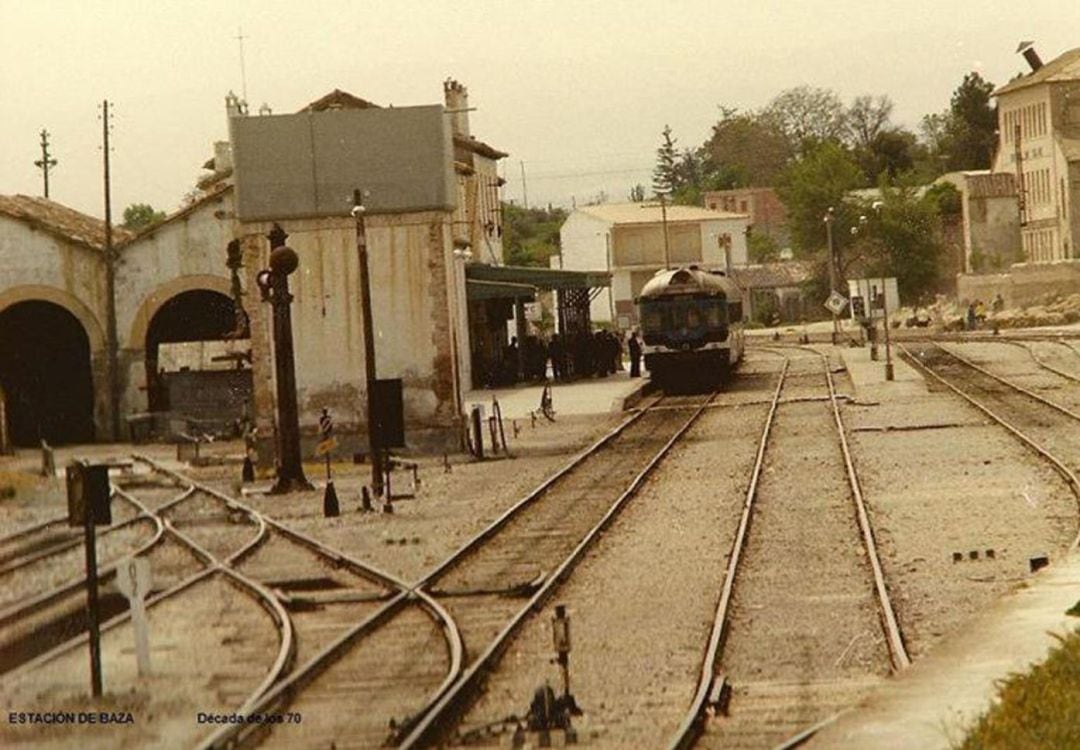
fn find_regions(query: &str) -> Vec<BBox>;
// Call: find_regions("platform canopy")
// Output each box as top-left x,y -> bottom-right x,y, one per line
466,279 -> 536,301
465,264 -> 611,291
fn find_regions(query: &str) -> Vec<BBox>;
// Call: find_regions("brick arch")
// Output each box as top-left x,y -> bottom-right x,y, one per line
0,285 -> 106,353
127,274 -> 233,349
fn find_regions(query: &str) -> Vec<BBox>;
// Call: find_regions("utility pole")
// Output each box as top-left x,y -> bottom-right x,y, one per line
353,189 -> 385,497
101,101 -> 121,440
519,161 -> 529,209
34,129 -> 58,199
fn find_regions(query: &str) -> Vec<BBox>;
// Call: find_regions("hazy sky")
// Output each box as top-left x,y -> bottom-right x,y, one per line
2,1 -> 1078,219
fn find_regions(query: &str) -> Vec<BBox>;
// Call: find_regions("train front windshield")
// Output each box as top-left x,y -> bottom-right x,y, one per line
641,295 -> 725,335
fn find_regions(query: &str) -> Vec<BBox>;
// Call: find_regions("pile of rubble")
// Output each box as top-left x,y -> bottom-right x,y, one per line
893,294 -> 1080,332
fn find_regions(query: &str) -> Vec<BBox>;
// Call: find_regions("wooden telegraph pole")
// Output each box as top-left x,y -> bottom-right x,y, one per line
34,129 -> 58,199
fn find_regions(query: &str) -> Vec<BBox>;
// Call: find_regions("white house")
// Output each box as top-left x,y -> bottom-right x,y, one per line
559,202 -> 749,329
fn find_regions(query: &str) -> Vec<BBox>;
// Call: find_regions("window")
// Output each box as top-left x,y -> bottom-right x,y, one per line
728,300 -> 743,322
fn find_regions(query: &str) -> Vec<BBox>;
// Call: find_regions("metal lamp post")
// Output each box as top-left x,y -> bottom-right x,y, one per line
256,224 -> 313,494
870,201 -> 895,381
353,190 -> 386,498
824,207 -> 839,344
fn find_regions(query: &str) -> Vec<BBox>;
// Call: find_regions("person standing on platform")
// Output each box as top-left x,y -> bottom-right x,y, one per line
628,330 -> 642,378
549,334 -> 564,380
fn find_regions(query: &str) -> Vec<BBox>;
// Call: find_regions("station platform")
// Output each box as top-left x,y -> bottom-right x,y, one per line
808,550 -> 1080,749
837,345 -> 926,399
462,372 -> 649,420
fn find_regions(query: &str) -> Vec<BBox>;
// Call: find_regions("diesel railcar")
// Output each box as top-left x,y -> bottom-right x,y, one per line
636,266 -> 745,387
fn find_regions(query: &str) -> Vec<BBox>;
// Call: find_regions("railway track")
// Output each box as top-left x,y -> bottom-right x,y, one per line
202,390 -> 716,748
901,340 -> 1080,550
669,346 -> 908,750
395,390 -> 718,748
1,460 -> 440,750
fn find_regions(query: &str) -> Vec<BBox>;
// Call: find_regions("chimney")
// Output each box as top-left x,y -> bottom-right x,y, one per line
443,79 -> 470,139
225,90 -> 248,118
1017,41 -> 1043,72
213,141 -> 232,173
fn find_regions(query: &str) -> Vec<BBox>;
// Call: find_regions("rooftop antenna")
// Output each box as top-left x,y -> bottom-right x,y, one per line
236,26 -> 249,104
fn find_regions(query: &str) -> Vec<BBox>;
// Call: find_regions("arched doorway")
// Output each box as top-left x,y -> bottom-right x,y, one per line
144,290 -> 251,432
0,301 -> 95,445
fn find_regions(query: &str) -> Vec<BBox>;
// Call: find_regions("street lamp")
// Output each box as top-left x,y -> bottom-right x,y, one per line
870,200 -> 895,382
851,215 -> 878,360
256,224 -> 313,494
824,207 -> 839,344
353,190 -> 387,497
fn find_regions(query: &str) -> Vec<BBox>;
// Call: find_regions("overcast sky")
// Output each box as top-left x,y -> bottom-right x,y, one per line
2,1 -> 1078,219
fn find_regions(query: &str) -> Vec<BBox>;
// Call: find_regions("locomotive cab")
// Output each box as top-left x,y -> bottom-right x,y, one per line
636,267 -> 744,387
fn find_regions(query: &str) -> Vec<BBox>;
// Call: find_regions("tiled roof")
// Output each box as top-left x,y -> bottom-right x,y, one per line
967,173 -> 1016,199
729,261 -> 814,289
994,47 -> 1080,96
0,194 -> 133,250
300,89 -> 380,112
577,202 -> 748,224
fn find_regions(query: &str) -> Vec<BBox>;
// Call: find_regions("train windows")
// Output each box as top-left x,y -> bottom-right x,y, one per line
686,307 -> 702,328
705,303 -> 724,327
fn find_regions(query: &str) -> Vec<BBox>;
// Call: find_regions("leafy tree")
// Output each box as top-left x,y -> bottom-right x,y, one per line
122,203 -> 166,230
846,95 -> 895,149
946,72 -> 997,170
861,183 -> 946,303
776,141 -> 865,260
856,128 -> 918,183
760,86 -> 849,154
628,184 -> 647,202
502,203 -> 567,267
703,107 -> 792,188
747,231 -> 781,263
652,125 -> 679,196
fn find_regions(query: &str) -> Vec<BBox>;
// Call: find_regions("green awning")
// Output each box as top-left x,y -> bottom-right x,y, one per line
466,279 -> 536,301
465,264 -> 611,291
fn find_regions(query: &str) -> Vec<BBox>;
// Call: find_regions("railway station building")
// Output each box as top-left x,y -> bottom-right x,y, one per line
0,80 -> 609,457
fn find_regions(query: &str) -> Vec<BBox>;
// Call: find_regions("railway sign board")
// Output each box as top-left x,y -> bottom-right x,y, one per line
66,463 -> 112,527
315,436 -> 339,456
824,291 -> 848,316
116,557 -> 152,676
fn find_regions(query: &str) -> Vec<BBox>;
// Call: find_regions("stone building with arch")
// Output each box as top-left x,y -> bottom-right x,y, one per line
0,80 -> 520,456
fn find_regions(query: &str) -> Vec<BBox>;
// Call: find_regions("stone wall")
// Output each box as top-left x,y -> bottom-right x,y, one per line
957,260 -> 1080,308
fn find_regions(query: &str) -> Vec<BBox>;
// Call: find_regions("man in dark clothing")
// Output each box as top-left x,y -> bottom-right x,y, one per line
549,335 -> 564,380
628,330 -> 642,378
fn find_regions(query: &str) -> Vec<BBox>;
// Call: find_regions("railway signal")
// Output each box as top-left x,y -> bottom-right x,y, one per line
316,408 -> 339,517
66,460 -> 113,697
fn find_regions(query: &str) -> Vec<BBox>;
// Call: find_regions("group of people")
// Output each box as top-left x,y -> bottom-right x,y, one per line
496,329 -> 644,385
964,293 -> 1005,331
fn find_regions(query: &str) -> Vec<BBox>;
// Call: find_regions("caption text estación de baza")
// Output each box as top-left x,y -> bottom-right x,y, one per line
8,712 -> 134,725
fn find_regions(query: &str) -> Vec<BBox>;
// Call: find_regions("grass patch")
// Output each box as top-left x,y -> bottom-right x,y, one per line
958,626 -> 1080,749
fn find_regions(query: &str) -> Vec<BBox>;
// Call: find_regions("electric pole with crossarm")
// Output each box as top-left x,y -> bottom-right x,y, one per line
34,129 -> 58,199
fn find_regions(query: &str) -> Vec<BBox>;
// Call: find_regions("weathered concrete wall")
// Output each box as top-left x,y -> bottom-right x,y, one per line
241,210 -> 461,454
957,260 -> 1080,308
0,215 -> 111,438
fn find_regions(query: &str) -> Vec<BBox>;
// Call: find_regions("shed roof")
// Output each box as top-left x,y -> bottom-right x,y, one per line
994,47 -> 1080,96
729,261 -> 814,289
576,202 -> 747,225
0,194 -> 133,250
967,173 -> 1016,198
466,263 -> 610,290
